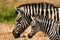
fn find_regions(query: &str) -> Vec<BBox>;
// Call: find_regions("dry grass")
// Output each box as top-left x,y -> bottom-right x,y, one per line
0,0 -> 60,8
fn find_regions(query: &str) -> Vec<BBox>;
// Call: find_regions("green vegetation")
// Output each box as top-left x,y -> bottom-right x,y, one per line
0,7 -> 17,24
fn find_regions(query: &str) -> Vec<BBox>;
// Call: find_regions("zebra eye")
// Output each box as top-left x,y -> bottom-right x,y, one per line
16,24 -> 21,28
18,24 -> 21,26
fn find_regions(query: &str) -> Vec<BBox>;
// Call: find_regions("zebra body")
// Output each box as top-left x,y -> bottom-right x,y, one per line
12,3 -> 60,39
28,16 -> 60,40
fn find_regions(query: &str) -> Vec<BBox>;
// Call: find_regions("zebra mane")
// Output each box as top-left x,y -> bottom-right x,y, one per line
16,2 -> 57,8
16,2 -> 58,12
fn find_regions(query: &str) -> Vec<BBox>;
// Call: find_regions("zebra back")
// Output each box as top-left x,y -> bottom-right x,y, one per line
16,3 -> 60,21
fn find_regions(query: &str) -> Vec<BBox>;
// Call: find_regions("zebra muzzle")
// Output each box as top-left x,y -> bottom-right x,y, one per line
12,29 -> 20,39
12,26 -> 23,39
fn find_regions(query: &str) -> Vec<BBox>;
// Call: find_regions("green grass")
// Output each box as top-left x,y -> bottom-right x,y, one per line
0,7 -> 17,24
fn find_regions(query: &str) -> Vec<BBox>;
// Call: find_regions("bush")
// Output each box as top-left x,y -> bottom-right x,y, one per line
0,7 -> 17,24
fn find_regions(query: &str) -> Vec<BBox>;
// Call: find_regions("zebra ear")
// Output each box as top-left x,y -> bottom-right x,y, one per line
16,6 -> 25,12
16,6 -> 25,17
58,8 -> 60,22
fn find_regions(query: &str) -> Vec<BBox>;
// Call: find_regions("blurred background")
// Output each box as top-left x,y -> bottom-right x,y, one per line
0,0 -> 60,40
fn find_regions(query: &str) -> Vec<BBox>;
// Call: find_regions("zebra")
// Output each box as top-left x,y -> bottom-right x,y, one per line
12,3 -> 60,39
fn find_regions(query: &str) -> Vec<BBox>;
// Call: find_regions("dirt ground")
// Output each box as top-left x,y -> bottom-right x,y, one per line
0,23 -> 50,40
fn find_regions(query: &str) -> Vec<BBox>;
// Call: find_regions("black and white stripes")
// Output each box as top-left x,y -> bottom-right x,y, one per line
28,17 -> 60,40
12,12 -> 32,38
12,3 -> 60,39
16,3 -> 60,21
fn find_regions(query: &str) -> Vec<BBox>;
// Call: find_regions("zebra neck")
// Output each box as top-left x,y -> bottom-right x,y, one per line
58,8 -> 60,22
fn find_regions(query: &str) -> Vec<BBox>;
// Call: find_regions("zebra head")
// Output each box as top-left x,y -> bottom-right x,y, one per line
12,7 -> 32,39
12,16 -> 32,38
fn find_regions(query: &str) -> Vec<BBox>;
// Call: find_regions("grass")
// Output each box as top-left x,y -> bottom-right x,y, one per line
0,7 -> 17,24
